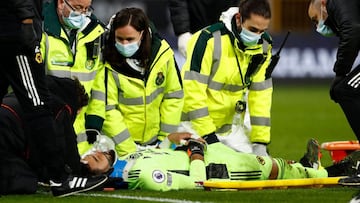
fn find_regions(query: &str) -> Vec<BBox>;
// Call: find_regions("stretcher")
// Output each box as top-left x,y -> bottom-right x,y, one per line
203,177 -> 342,190
321,141 -> 360,163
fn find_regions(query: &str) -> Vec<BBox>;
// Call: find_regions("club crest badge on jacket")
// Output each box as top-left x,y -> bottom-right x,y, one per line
155,72 -> 164,85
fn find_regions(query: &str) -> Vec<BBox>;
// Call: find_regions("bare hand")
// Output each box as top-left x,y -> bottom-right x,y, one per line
167,132 -> 206,145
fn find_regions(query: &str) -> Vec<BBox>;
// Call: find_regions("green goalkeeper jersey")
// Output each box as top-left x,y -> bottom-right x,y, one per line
119,142 -> 327,191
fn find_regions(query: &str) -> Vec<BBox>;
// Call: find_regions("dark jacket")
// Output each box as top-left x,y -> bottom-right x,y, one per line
0,0 -> 42,39
325,0 -> 360,76
0,76 -> 84,194
168,0 -> 239,35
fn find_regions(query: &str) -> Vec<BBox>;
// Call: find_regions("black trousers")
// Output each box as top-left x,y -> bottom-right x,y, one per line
0,38 -> 66,181
331,64 -> 360,141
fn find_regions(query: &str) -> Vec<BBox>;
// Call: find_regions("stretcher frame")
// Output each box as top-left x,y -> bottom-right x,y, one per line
203,177 -> 342,190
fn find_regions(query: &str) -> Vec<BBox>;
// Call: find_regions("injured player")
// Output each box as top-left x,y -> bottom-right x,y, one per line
82,133 -> 360,191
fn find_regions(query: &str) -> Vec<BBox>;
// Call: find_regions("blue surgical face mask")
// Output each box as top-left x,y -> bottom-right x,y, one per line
316,6 -> 335,37
240,27 -> 261,47
63,11 -> 86,29
115,40 -> 141,58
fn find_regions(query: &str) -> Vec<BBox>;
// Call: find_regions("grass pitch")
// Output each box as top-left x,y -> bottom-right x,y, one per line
1,78 -> 358,203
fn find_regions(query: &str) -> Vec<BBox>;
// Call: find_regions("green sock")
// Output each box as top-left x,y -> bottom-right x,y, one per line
190,159 -> 206,180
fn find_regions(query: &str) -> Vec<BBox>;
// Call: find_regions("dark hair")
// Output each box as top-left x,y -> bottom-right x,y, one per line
74,77 -> 89,108
239,0 -> 271,21
46,75 -> 88,115
104,7 -> 151,69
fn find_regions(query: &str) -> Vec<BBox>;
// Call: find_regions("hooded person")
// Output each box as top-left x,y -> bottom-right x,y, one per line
0,75 -> 96,194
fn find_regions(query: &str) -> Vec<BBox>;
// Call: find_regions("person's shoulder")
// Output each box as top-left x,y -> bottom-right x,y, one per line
82,16 -> 106,35
202,22 -> 226,34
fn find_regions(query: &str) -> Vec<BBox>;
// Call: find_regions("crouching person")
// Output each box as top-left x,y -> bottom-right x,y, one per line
0,76 -> 108,197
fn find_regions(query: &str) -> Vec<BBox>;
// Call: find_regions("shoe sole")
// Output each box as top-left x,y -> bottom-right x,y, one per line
56,176 -> 108,198
307,139 -> 321,169
338,181 -> 360,186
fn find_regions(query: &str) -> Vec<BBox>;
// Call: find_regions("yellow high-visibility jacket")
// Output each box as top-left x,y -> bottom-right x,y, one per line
86,35 -> 184,156
40,0 -> 105,135
181,22 -> 273,144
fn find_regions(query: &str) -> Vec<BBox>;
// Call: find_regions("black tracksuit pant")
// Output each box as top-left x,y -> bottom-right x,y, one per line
0,39 -> 66,182
332,64 -> 360,141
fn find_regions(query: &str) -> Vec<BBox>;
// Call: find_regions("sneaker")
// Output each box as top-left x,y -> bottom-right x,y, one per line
325,150 -> 360,177
50,174 -> 108,197
341,150 -> 360,176
338,174 -> 360,186
299,138 -> 321,169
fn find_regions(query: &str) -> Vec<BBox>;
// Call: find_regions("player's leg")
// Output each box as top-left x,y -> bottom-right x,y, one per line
275,158 -> 328,179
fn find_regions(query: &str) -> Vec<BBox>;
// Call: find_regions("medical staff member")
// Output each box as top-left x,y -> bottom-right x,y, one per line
85,7 -> 184,156
40,0 -> 105,149
181,0 -> 274,156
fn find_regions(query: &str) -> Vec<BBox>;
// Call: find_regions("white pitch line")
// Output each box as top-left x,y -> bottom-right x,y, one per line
75,193 -> 211,203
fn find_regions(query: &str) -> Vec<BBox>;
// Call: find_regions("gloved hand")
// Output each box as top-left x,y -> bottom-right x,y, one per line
86,129 -> 99,144
20,22 -> 37,53
177,32 -> 192,58
252,143 -> 269,156
187,138 -> 206,157
330,75 -> 345,102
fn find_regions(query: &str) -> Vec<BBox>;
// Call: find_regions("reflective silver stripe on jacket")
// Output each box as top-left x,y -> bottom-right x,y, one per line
77,132 -> 87,143
164,90 -> 184,99
161,123 -> 178,134
184,71 -> 247,92
181,107 -> 209,121
216,124 -> 232,134
106,104 -> 116,111
91,89 -> 105,101
113,129 -> 131,145
250,116 -> 270,126
209,30 -> 221,83
111,70 -> 170,105
249,78 -> 273,91
47,69 -> 97,82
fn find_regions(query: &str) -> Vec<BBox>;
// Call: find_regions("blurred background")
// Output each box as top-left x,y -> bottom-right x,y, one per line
91,0 -> 360,78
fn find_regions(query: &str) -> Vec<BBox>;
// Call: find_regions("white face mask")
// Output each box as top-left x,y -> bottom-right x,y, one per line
63,11 -> 86,29
115,40 -> 141,57
316,6 -> 335,37
239,27 -> 262,47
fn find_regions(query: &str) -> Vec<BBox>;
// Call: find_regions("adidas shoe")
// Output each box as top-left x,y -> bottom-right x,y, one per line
338,150 -> 360,186
325,150 -> 360,177
338,174 -> 360,186
341,150 -> 360,176
50,174 -> 108,197
299,138 -> 321,169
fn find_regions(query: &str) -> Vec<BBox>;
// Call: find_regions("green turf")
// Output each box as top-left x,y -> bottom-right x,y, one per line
269,79 -> 354,166
1,80 -> 358,203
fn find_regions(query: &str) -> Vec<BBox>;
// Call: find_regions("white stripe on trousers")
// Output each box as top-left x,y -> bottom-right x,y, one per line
348,72 -> 360,88
16,55 -> 42,106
